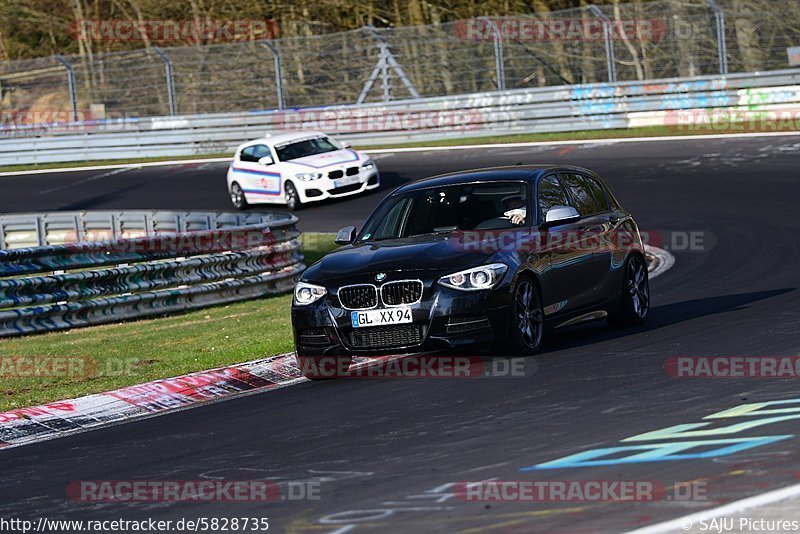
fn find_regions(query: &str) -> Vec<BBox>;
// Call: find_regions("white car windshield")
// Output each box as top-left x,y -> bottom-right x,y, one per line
275,137 -> 341,162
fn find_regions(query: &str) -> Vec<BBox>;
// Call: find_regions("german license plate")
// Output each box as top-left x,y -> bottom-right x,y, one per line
333,175 -> 360,188
351,308 -> 412,328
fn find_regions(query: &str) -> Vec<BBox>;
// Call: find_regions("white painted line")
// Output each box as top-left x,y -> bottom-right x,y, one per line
623,482 -> 800,534
3,129 -> 800,177
645,245 -> 675,280
38,166 -> 138,195
0,157 -> 229,177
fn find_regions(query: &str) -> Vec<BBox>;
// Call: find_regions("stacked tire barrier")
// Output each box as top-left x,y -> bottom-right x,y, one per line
0,210 -> 303,337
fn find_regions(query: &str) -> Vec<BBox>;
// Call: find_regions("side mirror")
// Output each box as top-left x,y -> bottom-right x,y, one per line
339,141 -> 351,149
334,225 -> 357,245
541,206 -> 580,228
258,155 -> 274,166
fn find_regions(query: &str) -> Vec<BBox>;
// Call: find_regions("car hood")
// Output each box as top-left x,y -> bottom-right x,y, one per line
302,234 -> 505,282
284,149 -> 363,170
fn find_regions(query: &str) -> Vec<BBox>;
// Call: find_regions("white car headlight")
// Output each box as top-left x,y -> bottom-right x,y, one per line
295,172 -> 323,181
294,281 -> 327,305
360,161 -> 375,172
439,263 -> 508,291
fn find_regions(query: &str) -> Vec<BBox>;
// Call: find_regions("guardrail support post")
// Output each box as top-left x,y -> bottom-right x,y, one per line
588,5 -> 617,83
152,47 -> 177,116
705,0 -> 729,75
54,55 -> 78,121
358,26 -> 421,104
261,40 -> 285,110
479,17 -> 506,91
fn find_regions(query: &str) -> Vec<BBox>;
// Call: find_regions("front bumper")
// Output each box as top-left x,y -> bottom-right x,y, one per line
291,275 -> 512,357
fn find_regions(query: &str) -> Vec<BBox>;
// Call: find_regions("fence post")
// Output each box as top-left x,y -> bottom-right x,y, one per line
588,5 -> 617,83
53,55 -> 78,121
478,17 -> 506,91
261,40 -> 285,110
705,0 -> 729,74
152,47 -> 177,116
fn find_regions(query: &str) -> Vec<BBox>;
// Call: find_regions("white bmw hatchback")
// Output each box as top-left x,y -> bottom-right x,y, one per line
226,131 -> 380,210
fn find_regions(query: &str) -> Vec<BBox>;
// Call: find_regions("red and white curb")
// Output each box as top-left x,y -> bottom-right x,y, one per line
645,244 -> 675,280
0,353 -> 398,450
0,246 -> 673,451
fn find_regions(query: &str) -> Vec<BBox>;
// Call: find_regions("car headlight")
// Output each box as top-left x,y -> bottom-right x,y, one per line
439,263 -> 508,291
295,172 -> 323,181
294,281 -> 327,305
360,161 -> 375,172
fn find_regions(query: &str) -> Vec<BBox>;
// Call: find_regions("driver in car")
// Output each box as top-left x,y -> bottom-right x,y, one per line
503,196 -> 526,225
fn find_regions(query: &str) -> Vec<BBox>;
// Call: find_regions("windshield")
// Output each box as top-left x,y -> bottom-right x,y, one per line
275,136 -> 341,161
358,181 -> 529,242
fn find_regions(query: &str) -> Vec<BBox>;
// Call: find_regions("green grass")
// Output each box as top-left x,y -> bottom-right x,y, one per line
0,123 -> 766,173
362,125 -> 704,149
0,233 -> 338,412
301,232 -> 340,265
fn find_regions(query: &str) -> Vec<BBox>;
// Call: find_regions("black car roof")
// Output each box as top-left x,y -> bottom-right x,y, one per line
395,164 -> 594,193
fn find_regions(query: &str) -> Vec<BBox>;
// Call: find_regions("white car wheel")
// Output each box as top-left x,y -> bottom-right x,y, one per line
230,182 -> 248,210
284,182 -> 302,211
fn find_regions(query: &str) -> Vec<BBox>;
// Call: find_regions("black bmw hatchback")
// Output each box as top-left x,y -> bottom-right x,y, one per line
291,165 -> 649,378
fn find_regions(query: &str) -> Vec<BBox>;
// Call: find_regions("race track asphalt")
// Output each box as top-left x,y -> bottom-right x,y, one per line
0,135 -> 799,533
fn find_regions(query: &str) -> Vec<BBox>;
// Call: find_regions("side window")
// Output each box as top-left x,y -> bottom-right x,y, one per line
583,175 -> 609,212
251,144 -> 272,162
561,173 -> 598,216
371,197 -> 411,240
537,174 -> 571,220
239,146 -> 257,163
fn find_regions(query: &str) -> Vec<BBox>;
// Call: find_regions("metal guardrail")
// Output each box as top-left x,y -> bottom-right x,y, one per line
1,68 -> 800,166
0,211 -> 303,337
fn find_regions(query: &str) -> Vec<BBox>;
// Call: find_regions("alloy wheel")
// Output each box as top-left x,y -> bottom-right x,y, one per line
230,183 -> 246,210
627,255 -> 650,319
515,279 -> 544,350
285,183 -> 299,210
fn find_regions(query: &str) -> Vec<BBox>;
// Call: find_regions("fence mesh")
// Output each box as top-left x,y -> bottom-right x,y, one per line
0,0 -> 798,124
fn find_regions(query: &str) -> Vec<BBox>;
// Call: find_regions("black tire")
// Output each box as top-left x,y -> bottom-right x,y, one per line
296,354 -> 352,380
284,181 -> 302,211
608,254 -> 650,327
229,182 -> 249,210
507,275 -> 545,355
